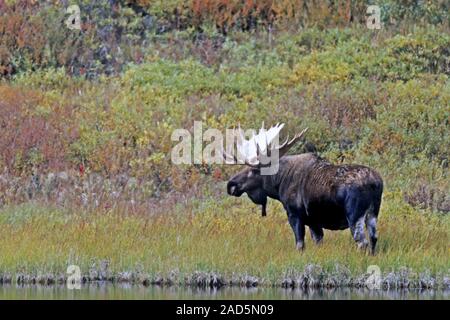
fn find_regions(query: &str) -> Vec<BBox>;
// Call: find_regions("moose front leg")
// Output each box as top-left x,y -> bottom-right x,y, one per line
287,208 -> 306,251
295,223 -> 306,251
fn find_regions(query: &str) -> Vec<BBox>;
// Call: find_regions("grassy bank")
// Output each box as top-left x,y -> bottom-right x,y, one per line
0,190 -> 448,289
0,2 -> 448,292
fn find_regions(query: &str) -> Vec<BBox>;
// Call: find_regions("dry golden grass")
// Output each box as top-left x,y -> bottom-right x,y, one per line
0,190 -> 448,287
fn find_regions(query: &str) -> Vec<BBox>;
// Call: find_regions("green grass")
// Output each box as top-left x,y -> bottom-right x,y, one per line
0,10 -> 448,290
0,191 -> 448,288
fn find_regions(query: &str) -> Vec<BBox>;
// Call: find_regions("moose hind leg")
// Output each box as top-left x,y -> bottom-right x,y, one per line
287,209 -> 306,251
309,226 -> 324,245
365,212 -> 378,255
346,196 -> 369,251
350,216 -> 368,251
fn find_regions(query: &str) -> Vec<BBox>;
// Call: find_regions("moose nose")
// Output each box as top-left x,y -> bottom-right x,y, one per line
227,181 -> 238,195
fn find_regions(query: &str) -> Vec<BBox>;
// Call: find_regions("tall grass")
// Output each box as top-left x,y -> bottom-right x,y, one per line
0,190 -> 448,288
0,2 -> 448,289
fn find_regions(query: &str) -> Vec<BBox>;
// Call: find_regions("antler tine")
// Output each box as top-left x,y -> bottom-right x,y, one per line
250,139 -> 262,168
265,132 -> 269,154
275,128 -> 309,158
297,127 -> 309,139
277,134 -> 290,150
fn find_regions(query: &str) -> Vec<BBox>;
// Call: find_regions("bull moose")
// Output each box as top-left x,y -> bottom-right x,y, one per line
225,124 -> 383,255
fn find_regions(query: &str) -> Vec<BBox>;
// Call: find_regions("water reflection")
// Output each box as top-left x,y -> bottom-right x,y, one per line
0,283 -> 448,300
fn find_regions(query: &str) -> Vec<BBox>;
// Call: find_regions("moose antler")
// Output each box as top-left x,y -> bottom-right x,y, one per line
222,125 -> 261,168
223,123 -> 308,167
273,127 -> 309,159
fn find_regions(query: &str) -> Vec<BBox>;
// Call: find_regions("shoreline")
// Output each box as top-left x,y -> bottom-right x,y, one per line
1,269 -> 449,290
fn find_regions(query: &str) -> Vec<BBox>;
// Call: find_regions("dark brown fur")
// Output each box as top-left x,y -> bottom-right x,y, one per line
227,153 -> 383,254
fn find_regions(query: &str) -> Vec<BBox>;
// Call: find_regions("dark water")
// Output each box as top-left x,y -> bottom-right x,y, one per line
0,284 -> 448,300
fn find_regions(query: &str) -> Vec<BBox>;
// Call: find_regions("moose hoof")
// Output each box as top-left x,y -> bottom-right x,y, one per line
296,242 -> 305,252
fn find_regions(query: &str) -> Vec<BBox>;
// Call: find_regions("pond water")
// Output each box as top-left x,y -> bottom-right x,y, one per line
0,284 -> 448,300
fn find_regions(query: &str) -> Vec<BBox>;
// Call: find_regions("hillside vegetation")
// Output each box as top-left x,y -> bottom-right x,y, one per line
0,1 -> 448,287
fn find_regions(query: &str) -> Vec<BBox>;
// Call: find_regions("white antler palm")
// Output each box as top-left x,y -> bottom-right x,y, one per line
224,123 -> 307,167
238,123 -> 284,164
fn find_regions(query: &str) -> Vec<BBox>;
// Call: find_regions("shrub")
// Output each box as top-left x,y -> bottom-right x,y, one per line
0,84 -> 78,175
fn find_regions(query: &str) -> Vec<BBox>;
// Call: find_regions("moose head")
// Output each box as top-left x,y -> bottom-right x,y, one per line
224,123 -> 308,217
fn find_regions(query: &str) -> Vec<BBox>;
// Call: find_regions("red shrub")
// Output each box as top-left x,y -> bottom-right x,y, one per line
0,85 -> 78,175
